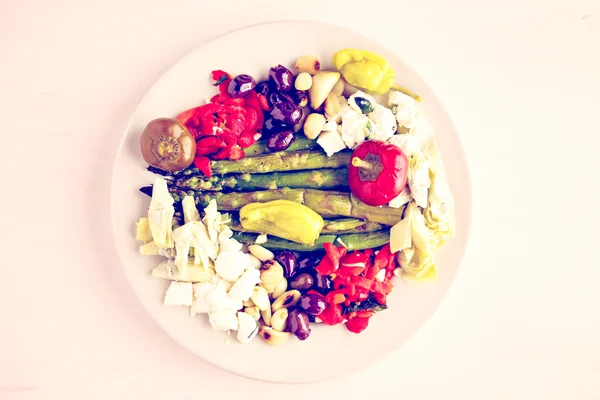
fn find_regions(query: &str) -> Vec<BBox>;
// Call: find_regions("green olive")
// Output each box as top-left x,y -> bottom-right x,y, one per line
140,118 -> 196,172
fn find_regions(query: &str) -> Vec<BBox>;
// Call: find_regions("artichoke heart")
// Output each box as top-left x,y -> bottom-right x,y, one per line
239,200 -> 324,245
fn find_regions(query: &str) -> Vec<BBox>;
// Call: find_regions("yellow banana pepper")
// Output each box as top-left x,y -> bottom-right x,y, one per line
239,200 -> 324,245
331,49 -> 422,102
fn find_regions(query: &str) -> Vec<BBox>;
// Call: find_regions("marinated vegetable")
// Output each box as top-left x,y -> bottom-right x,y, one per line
140,118 -> 196,172
331,48 -> 422,101
239,200 -> 324,245
348,140 -> 408,207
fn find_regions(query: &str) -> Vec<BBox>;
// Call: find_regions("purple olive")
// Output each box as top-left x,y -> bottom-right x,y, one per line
268,91 -> 295,107
289,273 -> 314,291
270,101 -> 302,126
263,118 -> 289,137
287,309 -> 311,340
255,81 -> 271,97
298,255 -> 321,271
274,250 -> 298,278
313,273 -> 333,294
227,74 -> 256,98
298,293 -> 326,316
269,64 -> 294,92
266,129 -> 295,152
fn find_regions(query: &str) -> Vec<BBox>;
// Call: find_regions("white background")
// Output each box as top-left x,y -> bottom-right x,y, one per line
1,0 -> 599,399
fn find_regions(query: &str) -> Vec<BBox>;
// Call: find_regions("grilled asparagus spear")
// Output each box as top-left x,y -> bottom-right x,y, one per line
232,231 -> 390,252
174,169 -> 348,191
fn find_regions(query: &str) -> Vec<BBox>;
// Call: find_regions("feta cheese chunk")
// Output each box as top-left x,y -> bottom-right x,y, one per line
163,281 -> 193,307
368,104 -> 397,141
205,285 -> 242,312
209,309 -> 238,331
388,91 -> 418,132
236,312 -> 259,344
317,128 -> 347,156
388,133 -> 421,155
215,249 -> 250,281
227,268 -> 261,302
341,108 -> 372,149
190,282 -> 215,315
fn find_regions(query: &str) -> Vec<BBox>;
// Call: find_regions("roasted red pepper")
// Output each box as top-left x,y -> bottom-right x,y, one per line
347,140 -> 409,207
345,316 -> 371,333
212,70 -> 231,96
318,303 -> 344,325
316,243 -> 347,276
193,155 -> 212,177
174,70 -> 266,168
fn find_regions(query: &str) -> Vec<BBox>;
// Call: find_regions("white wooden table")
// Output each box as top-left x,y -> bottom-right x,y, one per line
1,0 -> 599,398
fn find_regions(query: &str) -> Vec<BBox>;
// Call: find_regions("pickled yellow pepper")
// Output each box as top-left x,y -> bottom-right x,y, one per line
331,49 -> 422,102
239,200 -> 324,245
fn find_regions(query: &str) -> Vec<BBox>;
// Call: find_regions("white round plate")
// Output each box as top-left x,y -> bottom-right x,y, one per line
111,21 -> 471,383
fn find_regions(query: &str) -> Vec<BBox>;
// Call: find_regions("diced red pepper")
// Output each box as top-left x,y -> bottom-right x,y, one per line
324,243 -> 346,268
193,156 -> 212,177
367,244 -> 393,279
356,311 -> 375,318
318,303 -> 344,326
350,275 -> 375,291
315,256 -> 336,276
372,292 -> 387,306
371,281 -> 393,296
345,316 -> 371,333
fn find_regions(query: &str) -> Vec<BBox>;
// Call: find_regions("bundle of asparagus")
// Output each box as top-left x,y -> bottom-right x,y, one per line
141,148 -> 398,251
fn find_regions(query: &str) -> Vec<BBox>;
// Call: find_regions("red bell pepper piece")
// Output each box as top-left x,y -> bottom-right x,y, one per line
324,243 -> 347,267
351,275 -> 374,291
338,251 -> 368,277
318,303 -> 344,326
356,311 -> 375,318
371,281 -> 393,296
193,156 -> 212,177
347,140 -> 409,207
316,243 -> 347,276
315,256 -> 335,276
212,70 -> 231,96
345,316 -> 371,334
372,292 -> 387,305
368,244 -> 392,279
